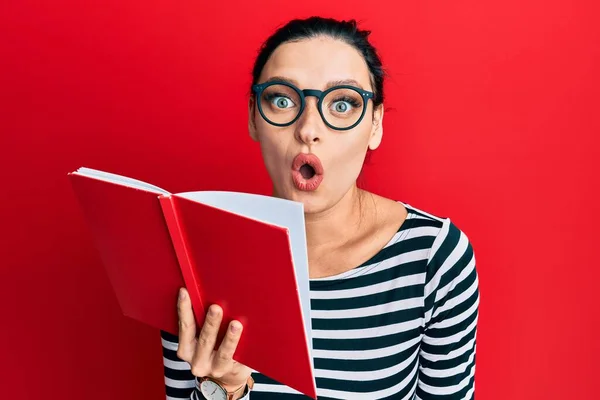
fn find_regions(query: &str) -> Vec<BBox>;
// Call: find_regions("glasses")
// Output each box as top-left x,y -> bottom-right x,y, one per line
251,80 -> 374,131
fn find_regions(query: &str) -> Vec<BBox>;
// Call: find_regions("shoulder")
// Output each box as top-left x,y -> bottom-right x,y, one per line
401,202 -> 475,262
400,203 -> 477,293
398,204 -> 479,329
402,203 -> 478,310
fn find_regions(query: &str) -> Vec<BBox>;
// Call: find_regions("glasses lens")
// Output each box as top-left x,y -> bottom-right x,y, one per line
321,88 -> 365,129
259,84 -> 302,125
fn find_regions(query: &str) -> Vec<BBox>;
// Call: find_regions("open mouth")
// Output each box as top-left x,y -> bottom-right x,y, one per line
291,153 -> 324,192
299,163 -> 316,179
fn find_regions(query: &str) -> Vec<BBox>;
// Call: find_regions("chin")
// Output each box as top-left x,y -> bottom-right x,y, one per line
272,176 -> 350,214
277,186 -> 334,215
296,196 -> 327,214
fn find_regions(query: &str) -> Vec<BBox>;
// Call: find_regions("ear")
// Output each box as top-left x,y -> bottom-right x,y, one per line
248,96 -> 258,142
368,104 -> 384,150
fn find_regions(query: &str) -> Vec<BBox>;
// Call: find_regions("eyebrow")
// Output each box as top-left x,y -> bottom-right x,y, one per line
264,76 -> 366,90
326,79 -> 364,90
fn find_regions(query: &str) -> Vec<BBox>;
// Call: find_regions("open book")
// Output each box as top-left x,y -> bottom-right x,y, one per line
68,167 -> 317,399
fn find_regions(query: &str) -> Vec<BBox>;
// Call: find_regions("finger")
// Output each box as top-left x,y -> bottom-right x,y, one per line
176,288 -> 196,362
212,320 -> 243,376
192,304 -> 223,373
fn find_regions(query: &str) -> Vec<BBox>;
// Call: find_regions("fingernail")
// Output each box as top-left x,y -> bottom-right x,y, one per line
209,306 -> 217,316
230,323 -> 241,334
179,288 -> 186,300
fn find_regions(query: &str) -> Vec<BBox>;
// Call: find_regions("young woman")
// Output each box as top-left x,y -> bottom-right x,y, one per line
161,16 -> 479,400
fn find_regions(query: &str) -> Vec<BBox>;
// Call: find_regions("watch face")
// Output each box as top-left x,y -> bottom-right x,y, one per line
199,380 -> 227,400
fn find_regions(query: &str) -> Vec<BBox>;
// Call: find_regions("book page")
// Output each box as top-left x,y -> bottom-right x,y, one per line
176,191 -> 314,366
71,167 -> 170,195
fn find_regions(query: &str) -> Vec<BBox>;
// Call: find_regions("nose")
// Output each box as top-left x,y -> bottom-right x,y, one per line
294,98 -> 322,145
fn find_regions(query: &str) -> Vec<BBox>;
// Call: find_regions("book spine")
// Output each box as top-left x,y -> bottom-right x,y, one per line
159,195 -> 206,327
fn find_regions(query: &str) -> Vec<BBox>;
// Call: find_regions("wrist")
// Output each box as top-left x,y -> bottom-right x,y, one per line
197,375 -> 253,400
220,381 -> 246,394
224,381 -> 247,400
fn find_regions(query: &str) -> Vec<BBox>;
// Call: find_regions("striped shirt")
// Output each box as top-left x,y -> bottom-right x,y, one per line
161,202 -> 479,400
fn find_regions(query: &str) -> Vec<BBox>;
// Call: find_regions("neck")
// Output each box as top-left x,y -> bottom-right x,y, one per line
303,185 -> 367,251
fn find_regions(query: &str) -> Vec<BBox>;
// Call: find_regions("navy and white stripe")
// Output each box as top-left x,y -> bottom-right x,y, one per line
161,203 -> 479,399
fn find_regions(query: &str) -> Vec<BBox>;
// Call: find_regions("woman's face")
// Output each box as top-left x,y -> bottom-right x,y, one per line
249,36 -> 383,214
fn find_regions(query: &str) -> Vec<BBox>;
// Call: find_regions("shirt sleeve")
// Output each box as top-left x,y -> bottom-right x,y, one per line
161,330 -> 251,400
161,330 -> 197,399
416,219 -> 480,399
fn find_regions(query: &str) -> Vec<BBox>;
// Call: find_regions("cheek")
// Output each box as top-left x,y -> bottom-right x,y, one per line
340,128 -> 371,160
255,124 -> 292,171
328,132 -> 371,181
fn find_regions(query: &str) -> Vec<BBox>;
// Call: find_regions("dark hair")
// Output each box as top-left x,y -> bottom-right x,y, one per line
251,16 -> 385,107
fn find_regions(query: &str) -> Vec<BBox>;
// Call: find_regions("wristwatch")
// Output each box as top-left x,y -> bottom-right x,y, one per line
198,376 -> 254,400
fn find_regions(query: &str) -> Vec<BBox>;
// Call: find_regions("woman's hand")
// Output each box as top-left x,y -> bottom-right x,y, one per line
176,288 -> 252,398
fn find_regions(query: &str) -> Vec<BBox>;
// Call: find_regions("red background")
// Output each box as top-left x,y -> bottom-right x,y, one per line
1,0 -> 598,399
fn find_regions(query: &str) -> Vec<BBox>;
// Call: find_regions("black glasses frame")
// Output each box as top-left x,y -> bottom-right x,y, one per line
251,80 -> 375,131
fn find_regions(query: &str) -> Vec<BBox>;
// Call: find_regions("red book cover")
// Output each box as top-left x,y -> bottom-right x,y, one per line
68,171 -> 186,335
67,167 -> 317,399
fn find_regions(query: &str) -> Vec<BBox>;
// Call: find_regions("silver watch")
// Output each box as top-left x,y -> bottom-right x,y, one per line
198,376 -> 253,400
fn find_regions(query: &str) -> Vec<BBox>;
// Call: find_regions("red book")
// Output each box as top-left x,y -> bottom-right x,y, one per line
68,167 -> 316,399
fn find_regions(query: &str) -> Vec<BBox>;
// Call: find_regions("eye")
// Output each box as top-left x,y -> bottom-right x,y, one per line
330,97 -> 361,114
265,94 -> 296,109
333,101 -> 350,113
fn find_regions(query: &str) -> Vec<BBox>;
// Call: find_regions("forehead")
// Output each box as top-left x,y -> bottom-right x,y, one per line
258,36 -> 372,90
